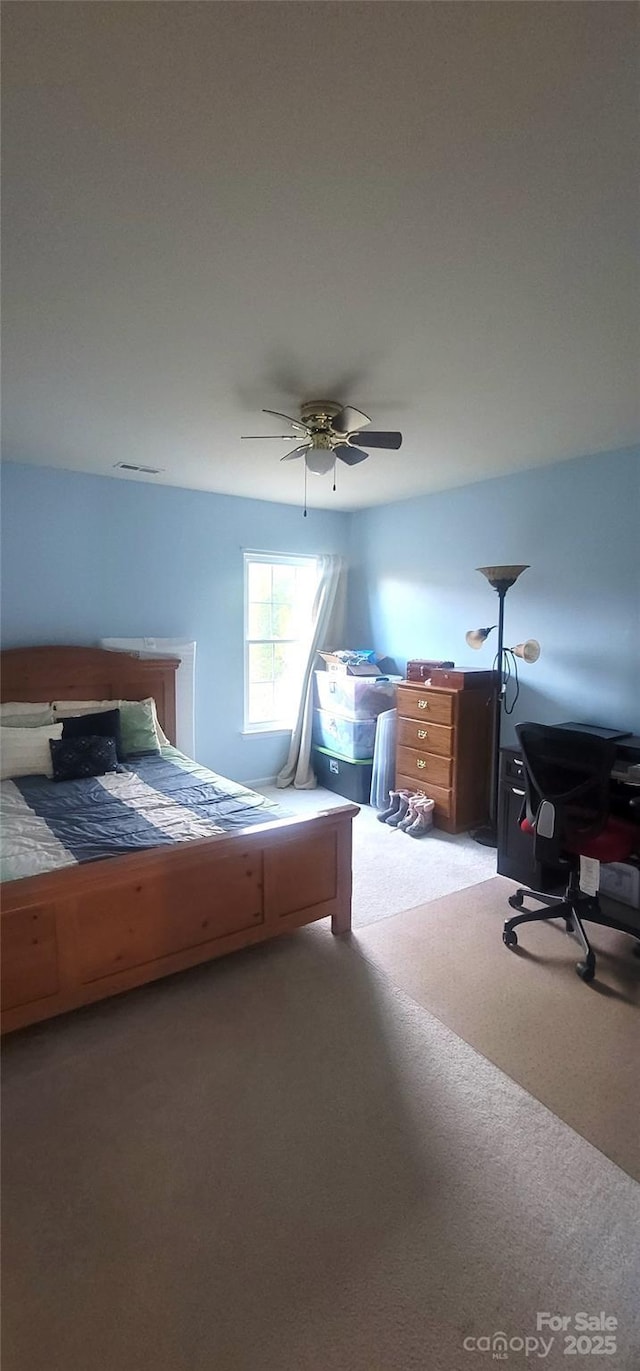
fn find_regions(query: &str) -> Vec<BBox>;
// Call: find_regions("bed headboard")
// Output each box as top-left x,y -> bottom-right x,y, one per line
0,646 -> 180,746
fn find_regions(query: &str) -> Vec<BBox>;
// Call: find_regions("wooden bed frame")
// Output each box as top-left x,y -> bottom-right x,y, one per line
0,646 -> 357,1034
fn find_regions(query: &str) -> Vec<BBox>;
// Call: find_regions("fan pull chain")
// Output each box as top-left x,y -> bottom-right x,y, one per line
333,459 -> 337,493
303,462 -> 307,517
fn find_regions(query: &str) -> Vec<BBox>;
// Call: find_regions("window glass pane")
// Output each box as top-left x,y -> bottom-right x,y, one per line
298,563 -> 318,597
273,683 -> 295,720
248,601 -> 272,639
274,677 -> 299,717
248,562 -> 272,601
273,642 -> 296,680
272,601 -> 295,639
249,683 -> 275,723
249,643 -> 274,684
245,555 -> 320,729
272,563 -> 297,604
296,566 -> 318,633
274,644 -> 304,718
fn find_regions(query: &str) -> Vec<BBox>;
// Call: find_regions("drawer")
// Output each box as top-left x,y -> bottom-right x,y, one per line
396,686 -> 454,726
502,751 -> 525,784
396,773 -> 452,821
397,716 -> 453,757
397,744 -> 453,789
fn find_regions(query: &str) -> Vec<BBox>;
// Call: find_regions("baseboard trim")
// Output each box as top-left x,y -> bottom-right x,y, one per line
247,775 -> 278,791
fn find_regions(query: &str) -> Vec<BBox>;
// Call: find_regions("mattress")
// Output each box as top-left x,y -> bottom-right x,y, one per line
0,746 -> 285,883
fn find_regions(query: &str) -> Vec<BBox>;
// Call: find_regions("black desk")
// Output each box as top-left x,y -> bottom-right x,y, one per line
497,731 -> 640,889
609,734 -> 640,779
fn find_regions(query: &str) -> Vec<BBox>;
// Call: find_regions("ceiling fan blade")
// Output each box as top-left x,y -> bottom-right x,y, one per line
241,433 -> 297,439
305,451 -> 335,475
280,444 -> 312,462
334,444 -> 369,466
333,406 -> 371,435
357,431 -> 402,449
262,408 -> 309,434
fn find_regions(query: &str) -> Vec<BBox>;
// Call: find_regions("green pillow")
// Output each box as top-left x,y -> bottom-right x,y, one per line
119,699 -> 161,756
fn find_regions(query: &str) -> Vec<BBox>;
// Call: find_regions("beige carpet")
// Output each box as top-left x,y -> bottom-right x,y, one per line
2,928 -> 639,1371
259,784 -> 496,926
358,876 -> 640,1181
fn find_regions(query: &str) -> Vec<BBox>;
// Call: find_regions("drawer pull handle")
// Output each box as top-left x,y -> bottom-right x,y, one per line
417,699 -> 429,710
416,759 -> 426,769
417,729 -> 428,739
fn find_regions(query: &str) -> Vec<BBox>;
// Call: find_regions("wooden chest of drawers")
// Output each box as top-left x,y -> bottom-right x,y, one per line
394,673 -> 495,833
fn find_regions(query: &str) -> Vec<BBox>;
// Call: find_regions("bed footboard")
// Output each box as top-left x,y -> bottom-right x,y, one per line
1,805 -> 357,1033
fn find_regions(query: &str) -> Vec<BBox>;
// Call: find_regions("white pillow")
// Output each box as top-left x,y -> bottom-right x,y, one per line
0,702 -> 54,727
152,706 -> 171,747
0,724 -> 63,780
1,712 -> 56,728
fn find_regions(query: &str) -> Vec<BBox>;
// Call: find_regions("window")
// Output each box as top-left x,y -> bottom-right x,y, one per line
244,552 -> 321,732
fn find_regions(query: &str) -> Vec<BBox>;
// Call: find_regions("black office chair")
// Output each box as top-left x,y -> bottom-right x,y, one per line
503,723 -> 640,982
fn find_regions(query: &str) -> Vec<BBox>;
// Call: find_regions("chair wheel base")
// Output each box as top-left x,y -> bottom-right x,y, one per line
576,958 -> 595,982
508,892 -> 524,910
503,927 -> 518,949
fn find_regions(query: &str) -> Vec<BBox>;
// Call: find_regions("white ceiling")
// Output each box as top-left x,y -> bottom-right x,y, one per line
2,1 -> 638,511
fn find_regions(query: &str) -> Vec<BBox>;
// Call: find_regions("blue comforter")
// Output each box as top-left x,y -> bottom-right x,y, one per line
1,747 -> 286,882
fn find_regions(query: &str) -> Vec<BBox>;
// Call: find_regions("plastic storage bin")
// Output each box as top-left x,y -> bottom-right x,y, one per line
312,708 -> 377,760
312,746 -> 373,803
370,708 -> 397,809
599,862 -> 640,908
314,671 -> 398,720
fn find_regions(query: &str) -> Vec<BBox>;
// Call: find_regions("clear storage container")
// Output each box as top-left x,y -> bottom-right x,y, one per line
314,671 -> 398,720
312,708 -> 377,760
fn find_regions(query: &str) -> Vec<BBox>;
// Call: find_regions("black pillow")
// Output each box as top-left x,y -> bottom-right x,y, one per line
50,735 -> 120,783
61,708 -> 124,761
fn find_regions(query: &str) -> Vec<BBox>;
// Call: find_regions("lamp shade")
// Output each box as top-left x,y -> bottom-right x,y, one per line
465,626 -> 496,650
510,639 -> 541,664
476,565 -> 529,592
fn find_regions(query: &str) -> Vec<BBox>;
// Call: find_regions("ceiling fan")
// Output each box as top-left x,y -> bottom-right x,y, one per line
241,400 -> 403,475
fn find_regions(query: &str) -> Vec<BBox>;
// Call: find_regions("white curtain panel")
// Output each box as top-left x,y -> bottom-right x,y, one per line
276,555 -> 346,790
100,638 -> 196,756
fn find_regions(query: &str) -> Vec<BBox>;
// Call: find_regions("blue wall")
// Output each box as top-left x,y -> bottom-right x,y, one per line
347,447 -> 640,742
2,448 -> 638,782
0,463 -> 349,782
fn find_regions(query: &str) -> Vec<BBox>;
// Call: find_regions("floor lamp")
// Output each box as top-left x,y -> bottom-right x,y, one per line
466,564 -> 540,848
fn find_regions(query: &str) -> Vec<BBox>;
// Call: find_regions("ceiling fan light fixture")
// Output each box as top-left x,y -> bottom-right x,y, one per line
305,450 -> 335,476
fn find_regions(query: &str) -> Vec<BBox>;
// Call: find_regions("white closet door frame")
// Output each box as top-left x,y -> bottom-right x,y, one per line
100,638 -> 196,756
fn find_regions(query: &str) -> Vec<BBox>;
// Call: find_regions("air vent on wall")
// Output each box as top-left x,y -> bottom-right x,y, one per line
114,462 -> 164,475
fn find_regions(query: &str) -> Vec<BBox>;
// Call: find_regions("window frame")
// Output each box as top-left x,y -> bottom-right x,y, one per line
242,550 -> 320,735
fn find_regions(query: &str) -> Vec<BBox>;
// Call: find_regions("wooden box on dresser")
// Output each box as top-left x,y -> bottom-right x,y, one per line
395,670 -> 496,833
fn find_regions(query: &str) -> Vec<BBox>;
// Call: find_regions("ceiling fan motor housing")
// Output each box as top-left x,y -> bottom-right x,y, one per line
299,401 -> 343,431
